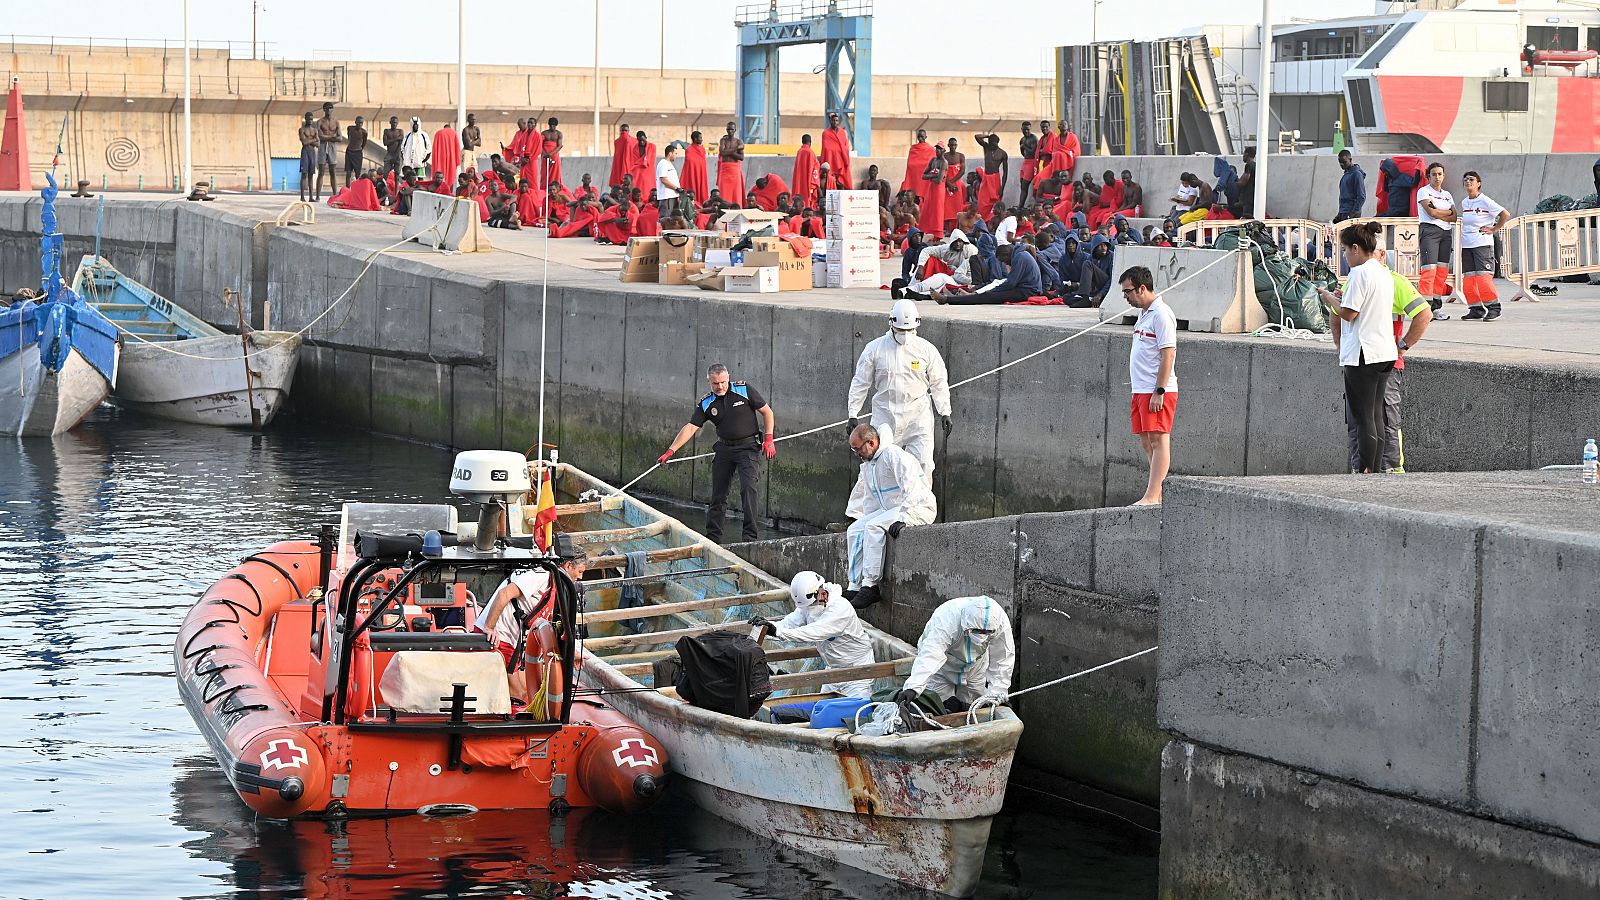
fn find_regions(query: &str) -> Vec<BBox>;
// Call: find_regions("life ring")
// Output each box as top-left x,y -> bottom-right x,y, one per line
522,619 -> 565,722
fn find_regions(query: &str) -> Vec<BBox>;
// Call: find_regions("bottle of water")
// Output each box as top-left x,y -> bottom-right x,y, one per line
1584,439 -> 1598,485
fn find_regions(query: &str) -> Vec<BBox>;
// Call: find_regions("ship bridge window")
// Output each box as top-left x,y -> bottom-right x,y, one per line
1527,25 -> 1579,51
1349,78 -> 1376,128
1484,81 -> 1530,113
1588,27 -> 1599,52
1354,21 -> 1413,69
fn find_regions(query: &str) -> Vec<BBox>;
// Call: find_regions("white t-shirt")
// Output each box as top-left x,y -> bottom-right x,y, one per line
1416,185 -> 1454,230
472,569 -> 551,648
655,158 -> 679,200
994,216 -> 1018,243
1458,192 -> 1504,249
1174,184 -> 1198,212
1338,259 -> 1400,367
1129,297 -> 1178,393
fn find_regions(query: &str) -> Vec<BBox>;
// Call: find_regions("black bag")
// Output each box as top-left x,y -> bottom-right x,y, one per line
674,631 -> 772,718
651,655 -> 683,690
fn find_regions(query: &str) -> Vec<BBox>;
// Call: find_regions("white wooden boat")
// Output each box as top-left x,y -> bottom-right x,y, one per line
70,255 -> 300,428
532,463 -> 1023,898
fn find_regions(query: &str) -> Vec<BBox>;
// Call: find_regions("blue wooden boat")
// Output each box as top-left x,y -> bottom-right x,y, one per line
0,175 -> 118,436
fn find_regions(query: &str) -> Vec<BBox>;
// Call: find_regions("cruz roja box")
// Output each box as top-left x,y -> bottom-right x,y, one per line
824,190 -> 879,212
722,266 -> 780,293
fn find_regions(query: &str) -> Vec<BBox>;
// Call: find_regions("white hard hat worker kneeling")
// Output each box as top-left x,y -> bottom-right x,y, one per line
896,596 -> 1015,715
748,571 -> 877,698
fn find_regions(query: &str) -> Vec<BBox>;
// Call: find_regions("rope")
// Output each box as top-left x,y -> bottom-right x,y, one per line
81,203 -> 459,363
1004,645 -> 1157,701
640,249 -> 1241,472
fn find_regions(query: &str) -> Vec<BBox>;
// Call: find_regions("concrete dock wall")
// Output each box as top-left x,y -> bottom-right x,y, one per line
1160,741 -> 1600,900
732,506 -> 1164,806
7,196 -> 1600,532
1159,472 -> 1600,846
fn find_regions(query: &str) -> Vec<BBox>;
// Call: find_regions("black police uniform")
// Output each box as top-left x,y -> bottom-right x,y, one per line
689,381 -> 768,541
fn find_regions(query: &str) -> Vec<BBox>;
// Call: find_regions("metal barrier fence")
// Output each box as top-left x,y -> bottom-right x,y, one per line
1502,209 -> 1600,296
1178,210 -> 1600,299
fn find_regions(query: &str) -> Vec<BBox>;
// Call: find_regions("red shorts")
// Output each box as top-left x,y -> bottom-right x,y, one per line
1130,392 -> 1177,434
495,640 -> 518,669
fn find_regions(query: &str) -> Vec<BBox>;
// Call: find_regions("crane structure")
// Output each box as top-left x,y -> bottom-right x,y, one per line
734,1 -> 873,154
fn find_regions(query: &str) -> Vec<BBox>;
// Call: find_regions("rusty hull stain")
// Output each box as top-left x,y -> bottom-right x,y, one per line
837,748 -> 883,815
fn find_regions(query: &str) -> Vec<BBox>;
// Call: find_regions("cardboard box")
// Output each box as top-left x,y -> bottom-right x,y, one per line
689,267 -> 726,291
743,250 -> 813,292
722,209 -> 787,234
619,253 -> 659,283
657,233 -> 699,265
826,237 -> 879,257
825,190 -> 880,212
705,249 -> 740,269
658,261 -> 706,285
723,266 -> 780,293
623,236 -> 660,262
825,214 -> 878,235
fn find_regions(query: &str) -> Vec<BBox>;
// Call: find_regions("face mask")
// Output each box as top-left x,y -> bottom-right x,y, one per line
892,328 -> 912,345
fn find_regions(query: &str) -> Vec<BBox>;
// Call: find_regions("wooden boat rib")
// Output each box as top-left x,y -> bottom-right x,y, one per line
70,255 -> 301,428
542,463 -> 1022,898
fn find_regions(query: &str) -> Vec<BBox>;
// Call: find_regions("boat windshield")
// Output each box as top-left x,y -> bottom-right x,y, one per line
337,502 -> 458,569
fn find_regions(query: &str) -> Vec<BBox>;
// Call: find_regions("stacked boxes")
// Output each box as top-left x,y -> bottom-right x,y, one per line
824,190 -> 880,288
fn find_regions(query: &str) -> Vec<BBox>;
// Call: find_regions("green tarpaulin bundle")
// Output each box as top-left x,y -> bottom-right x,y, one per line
1210,222 -> 1330,333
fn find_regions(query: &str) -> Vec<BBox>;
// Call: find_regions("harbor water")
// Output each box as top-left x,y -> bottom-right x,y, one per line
1,408 -> 1157,899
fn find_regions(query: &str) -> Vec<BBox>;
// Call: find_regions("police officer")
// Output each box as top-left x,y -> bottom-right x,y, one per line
658,363 -> 777,541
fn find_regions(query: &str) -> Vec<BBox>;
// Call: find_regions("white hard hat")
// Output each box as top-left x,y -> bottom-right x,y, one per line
890,299 -> 920,331
789,571 -> 826,606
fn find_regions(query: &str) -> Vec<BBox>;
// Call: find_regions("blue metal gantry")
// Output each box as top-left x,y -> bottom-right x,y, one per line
734,1 -> 873,155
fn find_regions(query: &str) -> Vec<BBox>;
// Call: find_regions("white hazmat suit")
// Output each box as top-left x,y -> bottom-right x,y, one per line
848,302 -> 951,488
904,596 -> 1016,707
773,574 -> 877,698
846,438 -> 937,591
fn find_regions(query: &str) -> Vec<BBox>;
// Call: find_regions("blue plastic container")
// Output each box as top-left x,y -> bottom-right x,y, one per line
808,696 -> 874,729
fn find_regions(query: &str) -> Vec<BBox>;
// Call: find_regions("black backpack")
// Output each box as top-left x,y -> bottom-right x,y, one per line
674,631 -> 772,718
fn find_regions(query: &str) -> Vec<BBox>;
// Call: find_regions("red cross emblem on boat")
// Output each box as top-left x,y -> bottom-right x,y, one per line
260,739 -> 308,772
611,738 -> 659,769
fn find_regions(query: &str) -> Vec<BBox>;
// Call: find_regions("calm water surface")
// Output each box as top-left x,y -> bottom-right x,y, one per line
0,408 -> 1157,899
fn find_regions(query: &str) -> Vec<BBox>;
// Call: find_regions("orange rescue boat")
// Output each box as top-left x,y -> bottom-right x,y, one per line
175,450 -> 668,819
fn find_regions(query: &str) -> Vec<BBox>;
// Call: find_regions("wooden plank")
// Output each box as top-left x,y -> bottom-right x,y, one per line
553,501 -> 601,517
567,521 -> 670,544
581,588 -> 787,625
582,620 -> 749,652
766,658 -> 913,693
582,565 -> 736,590
583,544 -> 701,571
605,644 -> 822,674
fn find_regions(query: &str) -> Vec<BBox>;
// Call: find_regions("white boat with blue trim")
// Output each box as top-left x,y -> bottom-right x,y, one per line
71,255 -> 301,428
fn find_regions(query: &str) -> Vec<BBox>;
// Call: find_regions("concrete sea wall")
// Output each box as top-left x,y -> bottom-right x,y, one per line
5,195 -> 1600,534
1156,471 -> 1600,897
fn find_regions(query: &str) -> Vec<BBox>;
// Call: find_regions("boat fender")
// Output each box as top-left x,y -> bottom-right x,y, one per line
235,727 -> 329,818
575,722 -> 669,814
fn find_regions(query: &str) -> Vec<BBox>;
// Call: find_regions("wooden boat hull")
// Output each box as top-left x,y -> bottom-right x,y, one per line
583,655 -> 1014,896
0,346 -> 111,436
115,331 -> 300,427
556,463 -> 1023,897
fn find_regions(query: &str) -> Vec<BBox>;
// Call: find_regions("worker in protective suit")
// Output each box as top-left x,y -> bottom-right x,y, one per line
749,571 -> 876,698
847,299 -> 952,488
896,595 -> 1015,713
844,423 -> 938,609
